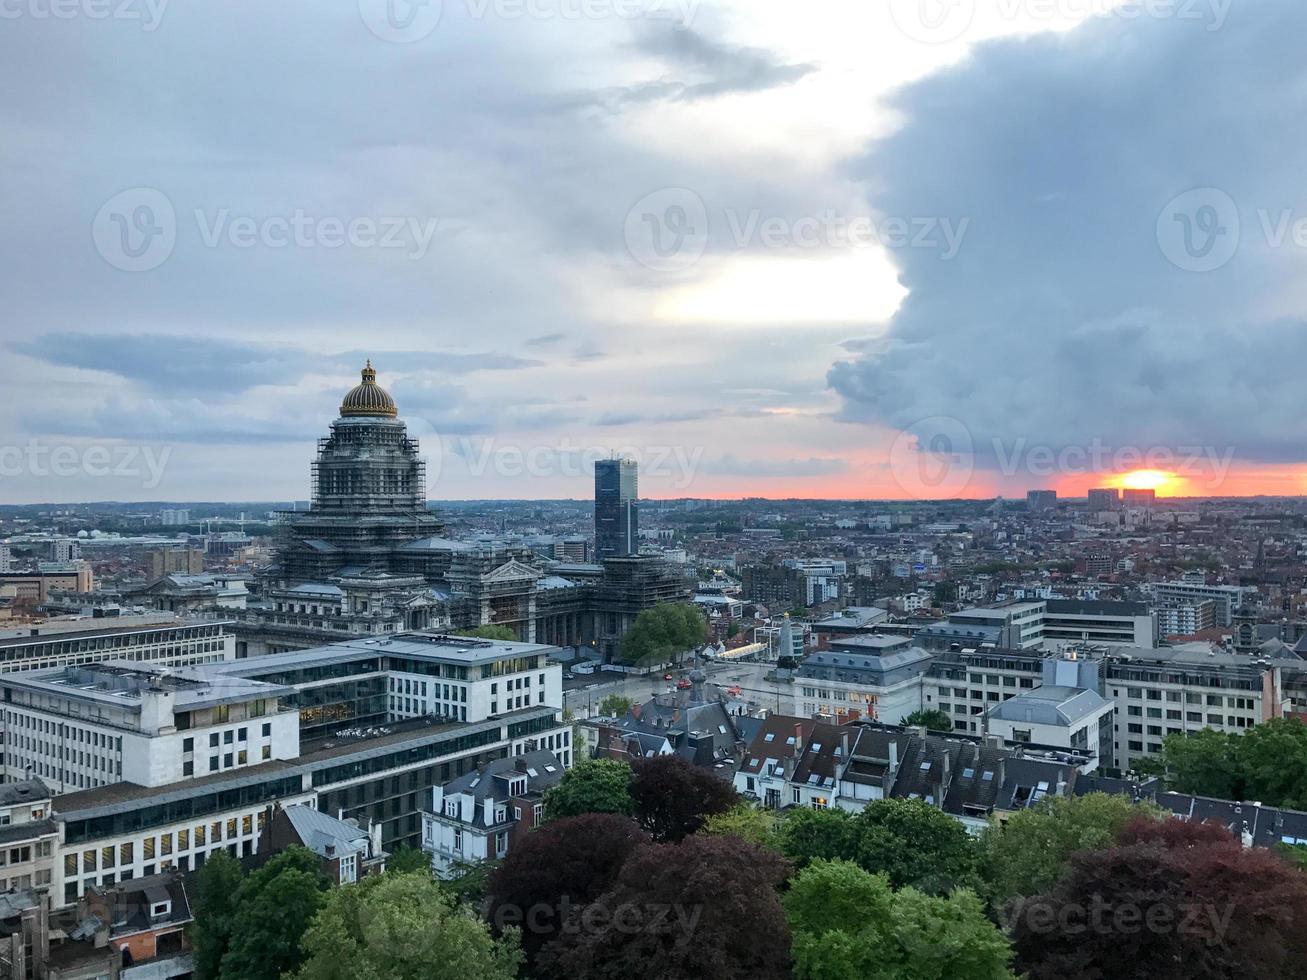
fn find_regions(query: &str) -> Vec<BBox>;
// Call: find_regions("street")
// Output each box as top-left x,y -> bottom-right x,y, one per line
563,660 -> 796,718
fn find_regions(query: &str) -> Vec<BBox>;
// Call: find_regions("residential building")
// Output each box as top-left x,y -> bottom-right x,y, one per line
1156,599 -> 1217,636
796,636 -> 933,724
259,803 -> 386,885
421,749 -> 563,876
1122,488 -> 1156,507
733,715 -> 1082,833
0,781 -> 57,895
1026,490 -> 1057,512
1152,581 -> 1250,627
915,601 -> 1046,651
1086,488 -> 1120,511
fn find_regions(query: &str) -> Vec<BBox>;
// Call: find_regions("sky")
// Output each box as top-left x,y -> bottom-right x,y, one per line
2,0 -> 1303,503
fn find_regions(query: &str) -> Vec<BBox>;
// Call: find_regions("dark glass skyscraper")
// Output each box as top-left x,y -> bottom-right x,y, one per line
594,458 -> 638,559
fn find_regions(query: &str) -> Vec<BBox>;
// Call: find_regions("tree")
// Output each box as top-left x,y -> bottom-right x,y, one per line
1009,818 -> 1307,979
1144,718 -> 1307,809
538,834 -> 792,980
700,802 -> 783,851
1233,717 -> 1307,809
617,603 -> 709,666
900,709 -> 954,731
979,793 -> 1162,904
854,798 -> 979,893
786,860 -> 1016,980
629,755 -> 738,842
291,872 -> 522,980
219,846 -> 331,980
597,694 -> 634,718
779,806 -> 861,869
1141,727 -> 1240,799
486,814 -> 648,968
456,624 -> 518,641
190,849 -> 244,980
385,844 -> 431,876
543,758 -> 633,820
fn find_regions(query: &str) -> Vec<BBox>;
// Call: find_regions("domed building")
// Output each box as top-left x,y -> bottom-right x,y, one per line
274,362 -> 444,582
235,360 -> 692,658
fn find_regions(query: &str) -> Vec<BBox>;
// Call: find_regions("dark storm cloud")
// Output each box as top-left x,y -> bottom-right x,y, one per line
830,0 -> 1307,466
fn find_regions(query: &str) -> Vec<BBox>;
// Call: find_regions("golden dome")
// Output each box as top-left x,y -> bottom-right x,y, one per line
340,360 -> 398,418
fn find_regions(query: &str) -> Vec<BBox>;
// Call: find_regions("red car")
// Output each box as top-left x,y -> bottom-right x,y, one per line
676,679 -> 693,690
663,673 -> 674,681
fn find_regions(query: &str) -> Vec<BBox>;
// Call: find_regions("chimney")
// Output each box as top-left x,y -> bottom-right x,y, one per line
888,739 -> 899,771
841,732 -> 849,758
631,703 -> 641,720
793,724 -> 804,754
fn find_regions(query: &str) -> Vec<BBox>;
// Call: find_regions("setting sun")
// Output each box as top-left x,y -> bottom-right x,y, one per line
1116,469 -> 1175,492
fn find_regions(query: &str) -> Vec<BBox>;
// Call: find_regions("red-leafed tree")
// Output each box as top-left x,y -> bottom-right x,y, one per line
1009,817 -> 1307,979
537,834 -> 793,980
629,754 -> 739,842
484,813 -> 648,968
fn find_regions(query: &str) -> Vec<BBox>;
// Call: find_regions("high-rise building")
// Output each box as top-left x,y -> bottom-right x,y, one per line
1122,487 -> 1156,507
148,547 -> 204,580
594,458 -> 638,559
160,508 -> 191,526
1026,489 -> 1057,512
1086,488 -> 1120,511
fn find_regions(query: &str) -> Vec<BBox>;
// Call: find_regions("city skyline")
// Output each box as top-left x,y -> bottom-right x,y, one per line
5,2 -> 1305,504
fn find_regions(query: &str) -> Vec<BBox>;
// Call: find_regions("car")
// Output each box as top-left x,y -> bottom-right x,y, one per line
676,679 -> 692,690
663,673 -> 674,681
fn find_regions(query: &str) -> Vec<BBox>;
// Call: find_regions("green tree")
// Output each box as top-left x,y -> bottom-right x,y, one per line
618,603 -> 709,666
786,860 -> 1016,980
597,694 -> 634,717
900,709 -> 954,731
543,758 -> 633,819
455,624 -> 518,641
978,792 -> 1162,904
779,807 -> 861,869
701,803 -> 784,851
291,872 -> 522,980
854,798 -> 979,893
219,846 -> 331,980
1145,718 -> 1307,809
190,849 -> 244,980
1235,717 -> 1307,809
385,845 -> 431,876
1141,727 -> 1240,798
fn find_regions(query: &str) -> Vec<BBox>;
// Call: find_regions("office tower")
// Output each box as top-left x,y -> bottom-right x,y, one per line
1122,487 -> 1156,507
1086,488 -> 1120,511
595,458 -> 638,559
1026,489 -> 1057,512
